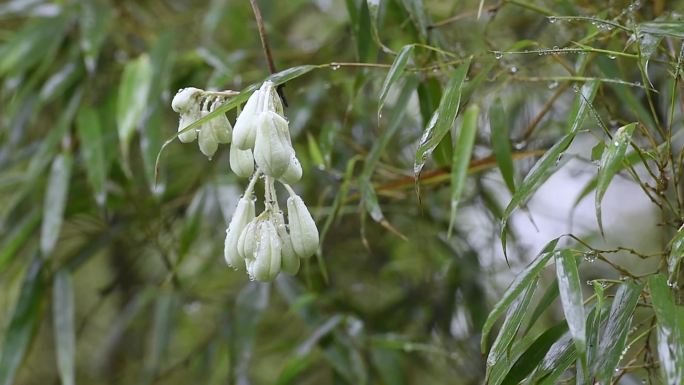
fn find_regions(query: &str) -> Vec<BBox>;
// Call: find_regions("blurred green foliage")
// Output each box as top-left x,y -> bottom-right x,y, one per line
1,0 -> 684,384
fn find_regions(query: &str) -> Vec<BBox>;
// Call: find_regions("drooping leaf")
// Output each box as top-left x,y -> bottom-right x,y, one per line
146,292 -> 176,378
489,99 -> 516,194
591,279 -> 643,384
117,54 -> 152,171
502,321 -> 569,385
230,283 -> 270,384
40,151 -> 73,257
649,275 -> 684,385
500,133 -> 574,254
77,106 -> 107,205
481,237 -> 559,352
0,257 -> 44,385
595,123 -> 636,236
554,249 -> 586,360
53,269 -> 75,385
448,104 -> 479,237
378,45 -> 413,117
79,0 -> 114,73
526,332 -> 577,385
524,280 -> 559,334
565,80 -> 598,134
414,58 -> 471,185
0,209 -> 40,271
668,225 -> 684,279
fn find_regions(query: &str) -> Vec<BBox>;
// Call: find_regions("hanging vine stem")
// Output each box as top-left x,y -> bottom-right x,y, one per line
249,0 -> 287,105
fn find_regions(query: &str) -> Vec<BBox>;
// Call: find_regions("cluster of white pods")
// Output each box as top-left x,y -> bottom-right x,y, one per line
171,81 -> 319,281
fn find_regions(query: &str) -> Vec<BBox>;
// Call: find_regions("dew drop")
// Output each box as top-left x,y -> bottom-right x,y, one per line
553,45 -> 559,50
608,54 -> 617,60
509,66 -> 518,74
583,252 -> 598,263
548,80 -> 559,89
548,16 -> 557,23
330,62 -> 341,70
494,51 -> 503,60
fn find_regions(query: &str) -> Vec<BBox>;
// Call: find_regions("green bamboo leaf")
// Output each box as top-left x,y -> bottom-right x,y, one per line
40,152 -> 73,257
146,292 -> 176,378
500,133 -> 574,255
595,123 -> 636,237
53,269 -> 75,385
597,58 -> 656,129
566,80 -> 598,134
117,54 -> 152,171
378,45 -> 413,117
77,106 -> 107,205
230,283 -> 269,384
0,257 -> 45,385
489,99 -> 516,194
0,209 -> 40,271
79,0 -> 113,73
307,132 -> 326,169
591,279 -> 643,384
554,249 -> 586,360
524,280 -> 559,334
481,237 -> 559,352
668,226 -> 684,279
526,332 -> 577,385
649,275 -> 684,385
414,58 -> 471,184
485,279 -> 538,385
448,104 -> 479,237
501,321 -> 569,385
637,21 -> 684,38
39,60 -> 84,104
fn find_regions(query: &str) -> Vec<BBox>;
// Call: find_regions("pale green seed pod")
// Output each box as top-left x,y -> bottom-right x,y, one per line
287,193 -> 319,258
248,221 -> 282,282
229,142 -> 255,178
233,89 -> 260,150
198,112 -> 218,158
211,113 -> 232,144
274,212 -> 299,275
254,112 -> 294,178
177,112 -> 199,143
224,197 -> 255,270
263,81 -> 283,116
280,155 -> 302,184
171,87 -> 202,113
237,219 -> 258,260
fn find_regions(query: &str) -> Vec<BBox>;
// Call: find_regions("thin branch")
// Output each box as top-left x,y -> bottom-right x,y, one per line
249,0 -> 287,105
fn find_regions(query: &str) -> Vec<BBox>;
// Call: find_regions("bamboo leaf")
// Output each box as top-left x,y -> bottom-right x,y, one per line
554,249 -> 586,360
414,58 -> 471,185
77,106 -> 107,205
502,322 -> 569,385
489,99 -> 516,194
566,80 -> 598,134
500,133 -> 574,255
668,226 -> 684,279
0,257 -> 44,385
0,210 -> 40,271
378,45 -> 413,117
146,292 -> 176,378
117,54 -> 152,171
53,269 -> 75,385
481,237 -> 559,352
79,0 -> 113,73
649,275 -> 684,385
526,331 -> 577,385
591,279 -> 643,384
40,152 -> 73,257
230,283 -> 270,384
448,104 -> 479,237
595,123 -> 636,237
524,280 -> 559,334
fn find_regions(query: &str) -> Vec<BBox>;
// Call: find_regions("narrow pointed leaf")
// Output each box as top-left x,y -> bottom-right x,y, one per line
0,257 -> 44,385
41,152 -> 73,257
501,133 -> 574,254
378,45 -> 413,116
414,58 -> 471,182
77,106 -> 106,205
591,279 -> 643,384
117,54 -> 152,169
502,321 -> 569,385
667,225 -> 684,279
53,269 -> 75,385
524,280 -> 559,334
649,275 -> 684,385
448,104 -> 479,236
489,99 -> 516,193
566,81 -> 598,134
79,0 -> 114,73
595,123 -> 636,236
554,249 -> 586,359
526,331 -> 577,385
230,283 -> 269,384
481,238 -> 559,352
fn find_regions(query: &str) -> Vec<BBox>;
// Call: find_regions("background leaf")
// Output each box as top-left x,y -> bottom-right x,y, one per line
53,269 -> 75,385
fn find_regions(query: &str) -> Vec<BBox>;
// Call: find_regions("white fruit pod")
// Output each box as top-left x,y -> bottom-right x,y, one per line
254,112 -> 294,178
248,221 -> 282,282
171,87 -> 202,113
274,212 -> 300,275
224,197 -> 256,270
232,89 -> 260,150
229,143 -> 255,178
211,113 -> 232,144
177,111 -> 199,143
237,218 -> 259,260
287,193 -> 319,258
198,110 -> 218,158
279,155 -> 302,184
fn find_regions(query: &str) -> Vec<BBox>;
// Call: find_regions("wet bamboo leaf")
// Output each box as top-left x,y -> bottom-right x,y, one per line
649,275 -> 684,385
524,280 -> 559,334
526,332 -> 577,385
595,123 -> 636,236
307,132 -> 326,169
489,99 -> 516,194
668,226 -> 684,279
448,104 -> 479,237
378,45 -> 413,117
485,279 -> 537,385
500,133 -> 574,254
598,58 -> 656,129
77,106 -> 107,205
53,269 -> 75,385
117,54 -> 152,170
637,21 -> 684,38
147,292 -> 176,378
39,60 -> 83,104
79,0 -> 113,73
0,209 -> 40,271
554,249 -> 586,359
414,58 -> 471,184
566,80 -> 598,134
0,257 -> 44,385
230,283 -> 269,384
40,152 -> 73,257
481,238 -> 559,352
502,321 -> 569,385
591,280 -> 643,384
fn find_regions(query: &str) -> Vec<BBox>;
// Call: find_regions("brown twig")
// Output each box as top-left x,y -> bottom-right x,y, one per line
248,0 -> 287,105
